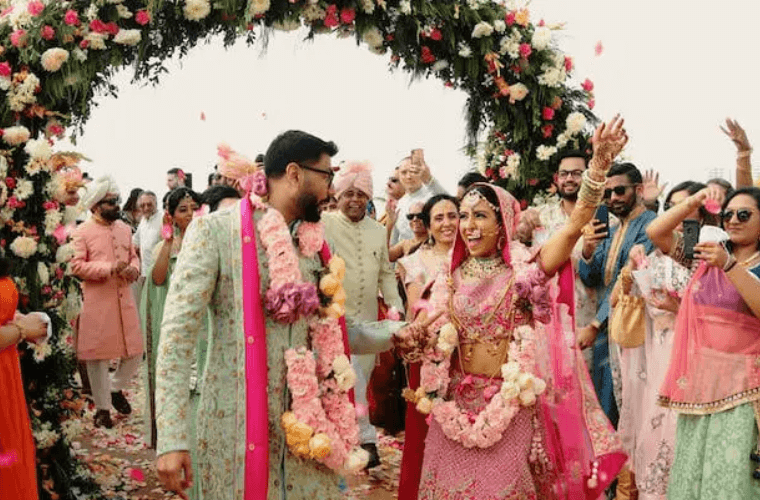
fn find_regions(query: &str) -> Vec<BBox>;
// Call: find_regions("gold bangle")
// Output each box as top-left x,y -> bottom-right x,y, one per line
14,323 -> 26,343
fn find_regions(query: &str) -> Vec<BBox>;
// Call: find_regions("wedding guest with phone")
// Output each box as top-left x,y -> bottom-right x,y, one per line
389,149 -> 447,247
578,162 -> 657,499
645,185 -> 760,499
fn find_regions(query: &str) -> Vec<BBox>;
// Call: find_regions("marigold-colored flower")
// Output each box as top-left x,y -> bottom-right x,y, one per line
515,8 -> 529,27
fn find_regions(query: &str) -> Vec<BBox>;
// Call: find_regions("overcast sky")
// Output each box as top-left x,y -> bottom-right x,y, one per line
59,0 -> 760,205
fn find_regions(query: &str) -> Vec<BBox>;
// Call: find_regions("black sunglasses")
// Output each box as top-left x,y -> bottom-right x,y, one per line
298,163 -> 335,184
406,213 -> 423,221
603,185 -> 637,199
100,198 -> 121,206
721,208 -> 754,223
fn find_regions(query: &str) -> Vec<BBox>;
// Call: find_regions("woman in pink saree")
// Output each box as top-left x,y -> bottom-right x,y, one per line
646,186 -> 760,499
395,117 -> 628,499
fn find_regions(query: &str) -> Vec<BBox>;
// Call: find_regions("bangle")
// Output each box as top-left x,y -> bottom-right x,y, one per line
724,254 -> 737,273
14,323 -> 26,344
737,149 -> 753,159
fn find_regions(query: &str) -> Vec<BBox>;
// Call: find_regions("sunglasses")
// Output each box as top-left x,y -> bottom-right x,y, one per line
603,185 -> 636,199
298,163 -> 335,184
407,213 -> 423,221
100,198 -> 121,206
388,178 -> 399,184
721,208 -> 755,223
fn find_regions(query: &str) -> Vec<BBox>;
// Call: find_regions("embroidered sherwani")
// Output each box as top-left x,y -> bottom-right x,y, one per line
155,202 -> 342,500
578,206 -> 656,426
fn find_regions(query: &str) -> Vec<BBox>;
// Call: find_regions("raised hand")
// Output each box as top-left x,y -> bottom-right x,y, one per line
642,169 -> 667,204
591,114 -> 628,169
720,118 -> 751,153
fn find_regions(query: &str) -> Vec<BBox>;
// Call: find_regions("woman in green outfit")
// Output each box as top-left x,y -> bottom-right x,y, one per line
141,187 -> 203,452
647,186 -> 760,499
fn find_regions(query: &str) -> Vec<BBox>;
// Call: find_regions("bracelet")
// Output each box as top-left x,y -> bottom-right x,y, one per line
737,149 -> 753,159
579,170 -> 605,206
723,254 -> 737,273
14,323 -> 26,344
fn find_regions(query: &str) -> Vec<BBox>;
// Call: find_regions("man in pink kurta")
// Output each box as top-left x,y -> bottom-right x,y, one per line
71,176 -> 143,429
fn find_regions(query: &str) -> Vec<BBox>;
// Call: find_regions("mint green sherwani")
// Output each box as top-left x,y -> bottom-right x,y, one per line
155,201 -> 342,500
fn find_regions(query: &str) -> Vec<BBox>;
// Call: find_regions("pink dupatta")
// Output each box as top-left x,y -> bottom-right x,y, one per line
240,199 -> 355,500
660,262 -> 760,413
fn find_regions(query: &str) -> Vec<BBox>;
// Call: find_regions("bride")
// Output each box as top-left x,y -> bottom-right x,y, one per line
396,116 -> 629,499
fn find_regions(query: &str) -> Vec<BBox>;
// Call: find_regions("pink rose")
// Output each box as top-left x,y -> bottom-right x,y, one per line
541,124 -> 554,138
339,7 -> 355,24
518,43 -> 532,58
505,12 -> 516,26
429,28 -> 442,41
588,99 -> 595,109
40,25 -> 55,41
27,1 -> 44,16
79,39 -> 89,49
0,62 -> 10,77
63,10 -> 79,26
542,107 -> 555,120
89,19 -> 107,33
581,78 -> 594,92
564,56 -> 573,72
10,29 -> 27,48
135,10 -> 151,25
324,12 -> 339,28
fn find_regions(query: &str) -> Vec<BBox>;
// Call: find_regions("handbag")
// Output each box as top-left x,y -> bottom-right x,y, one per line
610,266 -> 646,348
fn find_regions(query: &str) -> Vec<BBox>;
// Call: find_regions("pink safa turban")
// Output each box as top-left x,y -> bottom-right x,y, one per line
334,161 -> 373,199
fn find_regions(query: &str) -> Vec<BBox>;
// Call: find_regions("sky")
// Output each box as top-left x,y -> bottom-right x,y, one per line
58,0 -> 760,206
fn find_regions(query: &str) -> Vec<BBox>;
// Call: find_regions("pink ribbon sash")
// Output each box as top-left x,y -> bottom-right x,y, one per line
241,198 -> 269,500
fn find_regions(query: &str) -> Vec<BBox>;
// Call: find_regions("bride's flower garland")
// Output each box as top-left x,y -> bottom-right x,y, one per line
253,196 -> 366,472
400,264 -> 548,450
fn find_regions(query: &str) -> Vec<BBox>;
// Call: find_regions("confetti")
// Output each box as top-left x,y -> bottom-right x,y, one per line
594,41 -> 604,56
200,112 -> 206,121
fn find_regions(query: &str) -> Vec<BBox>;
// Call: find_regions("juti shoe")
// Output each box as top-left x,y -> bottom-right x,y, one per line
94,409 -> 113,429
111,391 -> 132,415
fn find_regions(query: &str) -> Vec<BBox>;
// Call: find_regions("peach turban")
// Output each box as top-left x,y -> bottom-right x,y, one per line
334,161 -> 373,199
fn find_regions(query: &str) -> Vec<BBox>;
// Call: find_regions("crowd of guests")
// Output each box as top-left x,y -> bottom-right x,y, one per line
2,117 -> 760,500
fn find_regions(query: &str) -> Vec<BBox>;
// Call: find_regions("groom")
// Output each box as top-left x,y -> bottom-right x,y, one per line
155,130 -> 351,500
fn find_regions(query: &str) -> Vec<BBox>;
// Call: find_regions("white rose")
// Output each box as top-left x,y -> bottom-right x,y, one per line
116,4 -> 133,18
531,26 -> 552,50
113,29 -> 141,46
519,389 -> 537,406
536,145 -> 558,162
345,447 -> 370,472
44,210 -> 62,235
360,0 -> 374,14
500,381 -> 520,401
301,4 -> 325,22
506,153 -> 521,172
32,341 -> 52,363
13,179 -> 33,200
566,111 -> 587,135
458,42 -> 472,58
332,354 -> 350,374
3,126 -> 30,146
184,0 -> 211,21
508,83 -> 529,103
533,377 -> 547,395
335,366 -> 357,391
361,26 -> 384,49
85,32 -> 107,50
517,372 -> 534,390
494,20 -> 506,33
25,138 -> 52,160
38,262 -> 50,285
11,236 -> 38,258
471,21 -> 493,39
501,361 -> 521,381
73,47 -> 88,62
398,0 -> 411,15
432,60 -> 449,72
249,0 -> 270,15
416,397 -> 433,414
40,48 -> 70,72
438,323 -> 458,346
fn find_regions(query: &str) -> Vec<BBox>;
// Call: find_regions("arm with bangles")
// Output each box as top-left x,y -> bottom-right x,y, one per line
539,115 -> 629,276
721,118 -> 753,189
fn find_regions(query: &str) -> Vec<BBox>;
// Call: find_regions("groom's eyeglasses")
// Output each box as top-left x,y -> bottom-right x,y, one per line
298,163 -> 335,185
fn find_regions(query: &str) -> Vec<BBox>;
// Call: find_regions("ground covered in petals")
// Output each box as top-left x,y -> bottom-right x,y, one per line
72,374 -> 401,499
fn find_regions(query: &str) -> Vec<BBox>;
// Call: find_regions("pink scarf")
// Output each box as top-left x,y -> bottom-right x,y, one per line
660,262 -> 760,413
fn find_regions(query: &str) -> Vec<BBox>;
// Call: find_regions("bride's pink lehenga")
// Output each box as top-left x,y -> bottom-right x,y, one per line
414,185 -> 626,500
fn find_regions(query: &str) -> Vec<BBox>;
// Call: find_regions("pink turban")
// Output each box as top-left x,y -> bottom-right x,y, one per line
334,161 -> 373,199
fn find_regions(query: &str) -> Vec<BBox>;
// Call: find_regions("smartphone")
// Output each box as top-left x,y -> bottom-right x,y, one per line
682,219 -> 700,260
595,205 -> 609,236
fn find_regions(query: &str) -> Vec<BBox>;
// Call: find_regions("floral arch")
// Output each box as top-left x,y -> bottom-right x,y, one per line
0,0 -> 595,498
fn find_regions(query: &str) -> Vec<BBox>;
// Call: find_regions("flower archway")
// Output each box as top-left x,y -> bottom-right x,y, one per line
0,0 -> 595,498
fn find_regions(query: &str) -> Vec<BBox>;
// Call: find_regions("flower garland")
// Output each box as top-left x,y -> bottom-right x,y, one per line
254,199 -> 364,471
399,262 -> 549,449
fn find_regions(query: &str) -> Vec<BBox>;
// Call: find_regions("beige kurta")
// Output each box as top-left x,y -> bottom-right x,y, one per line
70,218 -> 143,360
322,212 -> 403,321
155,201 -> 343,500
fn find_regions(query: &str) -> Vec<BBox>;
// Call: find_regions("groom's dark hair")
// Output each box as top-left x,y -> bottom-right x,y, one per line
264,130 -> 338,179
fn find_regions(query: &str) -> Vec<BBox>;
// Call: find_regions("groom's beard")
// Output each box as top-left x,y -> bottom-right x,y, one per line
297,192 -> 322,223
